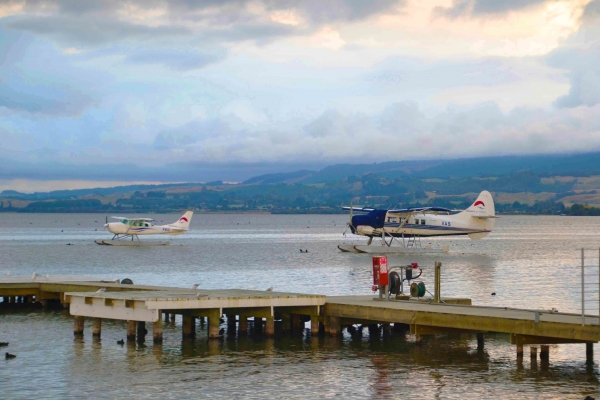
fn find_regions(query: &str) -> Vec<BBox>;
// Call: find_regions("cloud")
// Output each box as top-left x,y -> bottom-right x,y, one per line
126,48 -> 226,70
548,0 -> 600,108
0,30 -> 101,116
435,0 -> 550,18
2,0 -> 403,48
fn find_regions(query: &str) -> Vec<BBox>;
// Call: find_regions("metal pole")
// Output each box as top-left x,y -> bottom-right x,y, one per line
582,248 -> 585,326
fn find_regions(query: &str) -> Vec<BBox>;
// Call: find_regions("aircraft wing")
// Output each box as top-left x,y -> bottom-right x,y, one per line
387,206 -> 452,214
341,206 -> 375,213
111,216 -> 155,222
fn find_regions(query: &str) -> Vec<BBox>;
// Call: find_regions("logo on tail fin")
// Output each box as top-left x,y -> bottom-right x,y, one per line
179,217 -> 189,222
473,201 -> 485,207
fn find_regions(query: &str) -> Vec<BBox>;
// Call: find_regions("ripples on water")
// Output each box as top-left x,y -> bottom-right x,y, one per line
1,214 -> 600,399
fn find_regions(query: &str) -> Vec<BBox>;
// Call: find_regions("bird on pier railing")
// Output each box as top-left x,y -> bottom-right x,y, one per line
266,287 -> 273,292
31,272 -> 38,280
192,284 -> 200,289
96,288 -> 107,293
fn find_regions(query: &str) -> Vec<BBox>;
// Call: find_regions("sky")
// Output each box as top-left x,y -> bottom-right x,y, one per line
1,0 -> 600,190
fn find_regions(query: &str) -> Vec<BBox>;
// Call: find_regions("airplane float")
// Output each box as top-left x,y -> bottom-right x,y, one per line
339,191 -> 496,254
95,211 -> 193,246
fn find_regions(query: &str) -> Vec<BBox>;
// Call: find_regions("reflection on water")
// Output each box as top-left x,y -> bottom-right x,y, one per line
1,214 -> 600,398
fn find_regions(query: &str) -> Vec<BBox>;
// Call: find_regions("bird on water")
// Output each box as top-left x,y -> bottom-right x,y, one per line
5,352 -> 16,359
0,342 -> 8,347
117,339 -> 124,345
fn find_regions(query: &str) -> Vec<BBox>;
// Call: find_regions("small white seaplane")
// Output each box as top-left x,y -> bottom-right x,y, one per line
95,211 -> 193,246
339,191 -> 496,254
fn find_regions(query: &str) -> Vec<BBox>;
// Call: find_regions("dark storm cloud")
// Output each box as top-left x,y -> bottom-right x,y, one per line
4,0 -> 403,48
3,15 -> 191,47
435,0 -> 549,18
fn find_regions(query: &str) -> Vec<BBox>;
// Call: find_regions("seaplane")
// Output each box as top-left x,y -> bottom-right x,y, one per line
95,211 -> 193,246
339,191 -> 496,254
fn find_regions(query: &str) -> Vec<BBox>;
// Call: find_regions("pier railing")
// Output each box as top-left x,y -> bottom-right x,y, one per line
580,248 -> 600,326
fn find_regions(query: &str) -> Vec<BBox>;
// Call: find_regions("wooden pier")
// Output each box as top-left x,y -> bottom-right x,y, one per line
1,276 -> 598,363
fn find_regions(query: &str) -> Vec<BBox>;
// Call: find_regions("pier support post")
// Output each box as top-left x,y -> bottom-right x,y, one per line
227,314 -> 237,334
587,343 -> 594,363
137,321 -> 146,343
530,347 -> 537,359
127,320 -> 136,341
254,317 -> 263,331
92,318 -> 102,337
265,316 -> 275,336
74,316 -> 84,336
517,344 -> 524,359
208,309 -> 220,339
239,316 -> 248,334
328,316 -> 341,336
281,314 -> 291,333
170,313 -> 176,323
182,315 -> 195,339
477,333 -> 484,350
310,316 -> 320,336
153,318 -> 163,343
540,345 -> 550,361
291,315 -> 302,333
164,312 -> 169,322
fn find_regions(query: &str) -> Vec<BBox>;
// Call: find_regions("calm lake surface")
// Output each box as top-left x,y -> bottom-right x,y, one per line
1,213 -> 600,399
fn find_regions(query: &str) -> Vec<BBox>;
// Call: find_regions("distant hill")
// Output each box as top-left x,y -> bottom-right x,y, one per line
242,152 -> 600,184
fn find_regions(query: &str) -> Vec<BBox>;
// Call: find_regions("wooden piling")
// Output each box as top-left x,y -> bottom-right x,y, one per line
208,309 -> 220,339
587,343 -> 594,363
182,315 -> 195,339
517,344 -> 524,359
227,314 -> 237,333
92,318 -> 102,337
164,312 -> 169,322
291,315 -> 302,332
239,316 -> 248,333
530,346 -> 537,359
477,332 -> 484,350
328,316 -> 340,336
265,316 -> 275,336
310,316 -> 320,335
254,316 -> 263,331
137,321 -> 146,343
170,313 -> 176,323
153,318 -> 163,343
281,314 -> 291,333
127,320 -> 136,341
540,345 -> 550,361
74,316 -> 84,336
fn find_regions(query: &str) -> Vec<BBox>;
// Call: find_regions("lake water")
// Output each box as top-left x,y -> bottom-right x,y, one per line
1,213 -> 600,399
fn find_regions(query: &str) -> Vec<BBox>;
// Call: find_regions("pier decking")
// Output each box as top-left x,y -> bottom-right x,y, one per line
1,276 -> 598,362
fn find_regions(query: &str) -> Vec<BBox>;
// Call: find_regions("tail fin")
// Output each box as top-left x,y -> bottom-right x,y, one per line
465,190 -> 495,218
174,211 -> 193,230
455,191 -> 496,239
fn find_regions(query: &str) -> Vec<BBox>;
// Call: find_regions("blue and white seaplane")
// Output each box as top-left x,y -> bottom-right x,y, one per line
95,211 -> 193,246
339,191 -> 496,253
